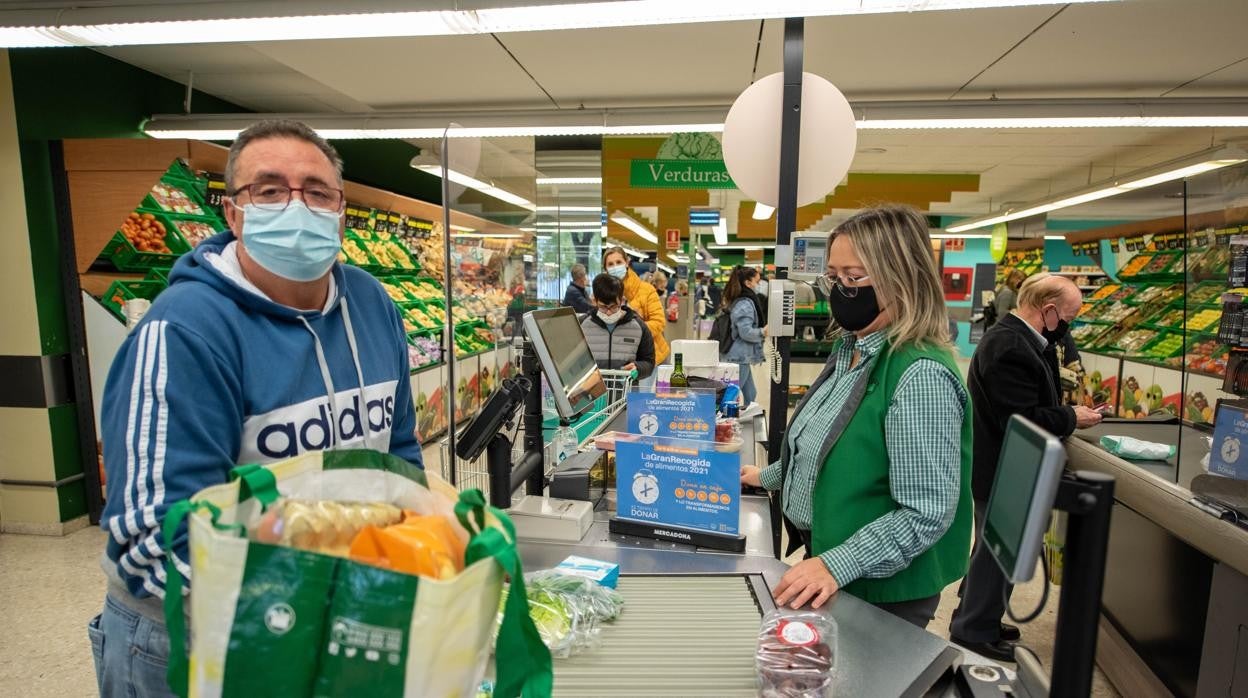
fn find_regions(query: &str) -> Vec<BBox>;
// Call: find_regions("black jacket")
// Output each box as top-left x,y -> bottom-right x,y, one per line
562,282 -> 593,314
968,313 -> 1076,502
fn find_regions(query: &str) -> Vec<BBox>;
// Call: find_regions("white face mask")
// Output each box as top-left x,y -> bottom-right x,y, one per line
607,264 -> 628,279
597,308 -> 625,325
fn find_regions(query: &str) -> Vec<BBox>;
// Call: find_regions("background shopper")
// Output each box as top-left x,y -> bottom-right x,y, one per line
602,246 -> 668,367
579,273 -> 656,378
719,265 -> 767,405
562,262 -> 593,314
949,272 -> 1102,661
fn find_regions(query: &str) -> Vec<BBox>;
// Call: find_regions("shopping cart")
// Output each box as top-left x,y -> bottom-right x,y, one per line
438,368 -> 637,498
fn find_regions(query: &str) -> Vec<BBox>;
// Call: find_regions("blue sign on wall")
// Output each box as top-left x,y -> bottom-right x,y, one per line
615,437 -> 740,535
627,390 -> 716,442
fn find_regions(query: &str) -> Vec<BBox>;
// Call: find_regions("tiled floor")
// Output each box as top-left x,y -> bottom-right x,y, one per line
3,523 -> 1119,697
0,526 -> 108,698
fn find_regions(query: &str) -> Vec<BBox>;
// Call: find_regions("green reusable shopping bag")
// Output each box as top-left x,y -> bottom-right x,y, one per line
161,449 -> 553,698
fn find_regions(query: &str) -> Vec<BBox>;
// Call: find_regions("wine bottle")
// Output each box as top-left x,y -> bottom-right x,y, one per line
670,352 -> 689,389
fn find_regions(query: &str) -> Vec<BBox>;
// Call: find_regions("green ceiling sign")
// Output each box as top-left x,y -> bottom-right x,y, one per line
629,159 -> 736,189
990,223 -> 1009,263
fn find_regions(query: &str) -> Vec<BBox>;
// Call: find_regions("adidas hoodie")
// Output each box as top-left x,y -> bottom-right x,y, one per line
99,231 -> 423,605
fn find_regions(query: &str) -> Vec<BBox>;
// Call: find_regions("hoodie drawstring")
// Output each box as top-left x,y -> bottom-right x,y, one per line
298,315 -> 340,448
339,298 -> 373,451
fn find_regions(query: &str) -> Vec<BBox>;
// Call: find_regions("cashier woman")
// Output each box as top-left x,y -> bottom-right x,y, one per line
742,205 -> 973,629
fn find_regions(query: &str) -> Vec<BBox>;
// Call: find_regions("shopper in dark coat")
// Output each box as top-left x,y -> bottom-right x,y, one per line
580,273 -> 656,378
562,263 -> 593,314
950,273 -> 1103,661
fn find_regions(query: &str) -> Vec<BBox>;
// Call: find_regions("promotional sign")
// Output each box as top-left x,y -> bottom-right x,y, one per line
1209,402 -> 1248,480
666,228 -> 681,250
627,390 -> 716,442
989,224 -> 1008,262
614,436 -> 741,536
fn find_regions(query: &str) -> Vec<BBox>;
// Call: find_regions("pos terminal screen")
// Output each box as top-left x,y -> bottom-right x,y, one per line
522,307 -> 605,421
982,415 -> 1065,583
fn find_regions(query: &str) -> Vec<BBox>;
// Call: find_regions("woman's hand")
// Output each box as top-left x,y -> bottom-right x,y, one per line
740,465 -> 762,488
621,362 -> 637,371
773,557 -> 840,610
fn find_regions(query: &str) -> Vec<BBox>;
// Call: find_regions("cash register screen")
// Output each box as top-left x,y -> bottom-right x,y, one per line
522,307 -> 605,421
983,415 -> 1066,584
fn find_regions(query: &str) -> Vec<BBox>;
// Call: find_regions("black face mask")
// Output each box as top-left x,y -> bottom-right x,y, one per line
1042,307 -> 1069,344
829,286 -> 882,332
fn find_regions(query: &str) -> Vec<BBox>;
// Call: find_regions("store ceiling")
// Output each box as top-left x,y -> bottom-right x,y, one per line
91,0 -> 1248,227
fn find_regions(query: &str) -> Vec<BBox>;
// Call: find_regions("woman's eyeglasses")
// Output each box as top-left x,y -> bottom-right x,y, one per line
820,273 -> 871,298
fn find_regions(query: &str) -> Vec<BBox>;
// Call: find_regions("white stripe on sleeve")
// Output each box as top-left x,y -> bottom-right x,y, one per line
145,321 -> 170,528
120,323 -> 152,539
126,321 -> 162,537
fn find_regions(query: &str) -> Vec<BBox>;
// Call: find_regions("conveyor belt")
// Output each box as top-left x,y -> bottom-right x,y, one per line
552,575 -> 765,697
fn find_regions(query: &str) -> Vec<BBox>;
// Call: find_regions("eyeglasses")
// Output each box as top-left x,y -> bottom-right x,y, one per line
597,302 -> 622,313
231,182 -> 345,214
820,272 -> 871,298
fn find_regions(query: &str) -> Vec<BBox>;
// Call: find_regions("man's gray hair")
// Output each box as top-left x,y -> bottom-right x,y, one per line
570,263 -> 588,281
225,119 -> 344,191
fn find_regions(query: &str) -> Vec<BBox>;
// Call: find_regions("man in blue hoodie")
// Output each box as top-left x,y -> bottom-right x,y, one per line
89,120 -> 424,697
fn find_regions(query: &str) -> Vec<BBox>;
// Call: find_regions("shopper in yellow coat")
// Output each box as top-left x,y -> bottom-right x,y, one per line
603,246 -> 669,366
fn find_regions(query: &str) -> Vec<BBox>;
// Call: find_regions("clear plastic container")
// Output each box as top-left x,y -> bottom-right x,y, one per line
756,608 -> 837,697
553,424 -> 578,463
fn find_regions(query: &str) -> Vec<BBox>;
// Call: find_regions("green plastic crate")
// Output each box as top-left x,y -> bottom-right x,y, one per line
107,210 -> 191,271
143,176 -> 214,218
100,279 -> 166,322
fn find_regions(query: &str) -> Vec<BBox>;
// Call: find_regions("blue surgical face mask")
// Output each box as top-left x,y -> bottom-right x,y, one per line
607,263 -> 628,279
239,200 -> 342,282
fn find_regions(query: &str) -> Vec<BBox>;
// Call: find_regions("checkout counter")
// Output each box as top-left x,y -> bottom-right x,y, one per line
519,408 -> 984,697
466,309 -> 1008,697
1066,419 -> 1248,697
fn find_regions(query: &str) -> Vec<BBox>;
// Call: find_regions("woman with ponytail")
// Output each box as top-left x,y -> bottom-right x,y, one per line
720,265 -> 767,404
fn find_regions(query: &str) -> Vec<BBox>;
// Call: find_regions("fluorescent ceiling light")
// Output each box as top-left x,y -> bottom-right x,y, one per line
414,164 -> 536,211
519,227 -> 537,232
930,234 -> 993,239
708,244 -> 770,250
610,212 -> 658,244
601,225 -> 609,239
656,263 -> 675,274
453,233 -> 524,239
947,146 -> 1247,233
713,219 -> 728,246
535,219 -> 601,226
752,203 -> 776,220
0,1 -> 1105,48
862,116 -> 1248,129
1044,235 -> 1067,240
448,224 -> 475,232
537,177 -> 602,185
671,254 -> 690,264
143,98 -> 1248,141
536,206 -> 602,212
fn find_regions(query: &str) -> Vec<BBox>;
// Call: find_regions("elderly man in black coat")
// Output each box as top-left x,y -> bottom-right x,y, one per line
949,272 -> 1103,661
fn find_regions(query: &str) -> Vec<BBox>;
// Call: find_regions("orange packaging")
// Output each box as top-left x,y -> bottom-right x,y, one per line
348,513 -> 466,580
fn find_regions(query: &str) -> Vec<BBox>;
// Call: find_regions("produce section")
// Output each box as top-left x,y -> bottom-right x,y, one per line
1070,225 -> 1243,426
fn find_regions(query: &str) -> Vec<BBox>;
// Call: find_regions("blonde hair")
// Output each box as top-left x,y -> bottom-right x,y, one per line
830,205 -> 950,348
1018,272 -> 1076,309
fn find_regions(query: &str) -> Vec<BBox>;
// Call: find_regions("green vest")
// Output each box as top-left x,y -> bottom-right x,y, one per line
809,341 -> 974,604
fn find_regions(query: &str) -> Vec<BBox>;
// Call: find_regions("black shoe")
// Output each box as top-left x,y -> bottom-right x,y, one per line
1000,623 -> 1021,642
950,635 -> 1017,663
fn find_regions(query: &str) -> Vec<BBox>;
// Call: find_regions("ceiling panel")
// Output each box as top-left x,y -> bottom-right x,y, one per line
1167,57 -> 1248,97
251,35 -> 552,109
961,0 -> 1248,98
499,21 -> 761,107
754,7 -> 1056,100
96,43 -> 287,76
